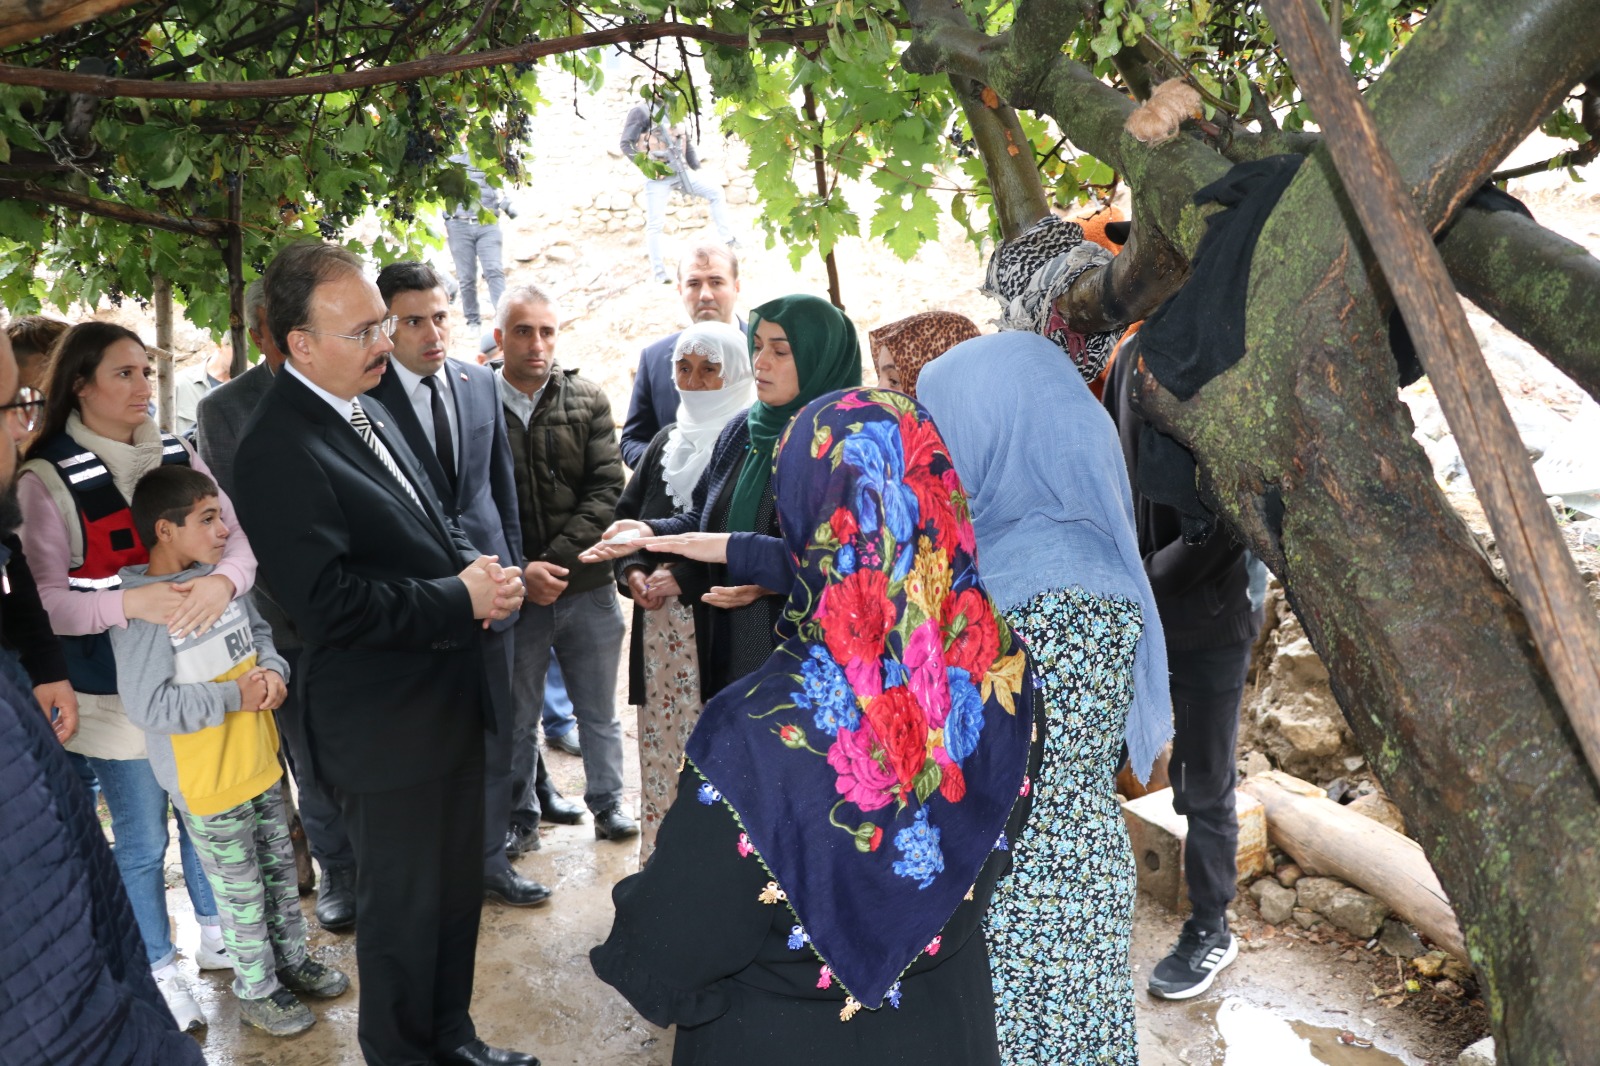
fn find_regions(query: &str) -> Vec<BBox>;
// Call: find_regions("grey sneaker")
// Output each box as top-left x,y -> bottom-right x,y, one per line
238,987 -> 315,1037
276,957 -> 350,999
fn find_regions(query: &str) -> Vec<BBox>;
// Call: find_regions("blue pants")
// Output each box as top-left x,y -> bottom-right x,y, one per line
87,755 -> 219,968
543,656 -> 577,738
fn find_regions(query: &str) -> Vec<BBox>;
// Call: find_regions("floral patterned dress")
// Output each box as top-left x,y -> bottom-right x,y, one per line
985,586 -> 1142,1066
637,599 -> 701,857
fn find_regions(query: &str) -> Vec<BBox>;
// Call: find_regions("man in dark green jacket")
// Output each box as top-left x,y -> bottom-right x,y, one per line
494,284 -> 637,842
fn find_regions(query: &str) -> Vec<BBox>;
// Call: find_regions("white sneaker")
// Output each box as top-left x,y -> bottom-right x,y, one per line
196,925 -> 230,970
153,963 -> 207,1031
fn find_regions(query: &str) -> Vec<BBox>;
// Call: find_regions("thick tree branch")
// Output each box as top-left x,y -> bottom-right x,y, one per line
950,76 -> 1051,241
0,179 -> 227,237
1364,0 -> 1600,227
0,0 -> 141,48
0,19 -> 893,98
1442,206 -> 1600,404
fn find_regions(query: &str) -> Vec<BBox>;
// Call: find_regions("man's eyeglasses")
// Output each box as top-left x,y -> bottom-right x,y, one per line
1,388 -> 44,432
293,316 -> 399,350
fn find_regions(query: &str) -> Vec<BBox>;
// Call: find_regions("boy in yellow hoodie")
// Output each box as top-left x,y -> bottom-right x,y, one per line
112,466 -> 349,1037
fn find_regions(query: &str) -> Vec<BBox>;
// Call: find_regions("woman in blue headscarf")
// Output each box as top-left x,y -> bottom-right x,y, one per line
918,331 -> 1170,1066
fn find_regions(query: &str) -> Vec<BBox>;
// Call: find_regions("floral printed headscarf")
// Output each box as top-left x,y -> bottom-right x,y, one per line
683,388 -> 1035,1013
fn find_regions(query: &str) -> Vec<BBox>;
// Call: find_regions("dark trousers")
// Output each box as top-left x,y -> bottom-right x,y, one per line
343,751 -> 485,1066
482,627 -> 516,876
1168,638 -> 1255,927
275,647 -> 356,871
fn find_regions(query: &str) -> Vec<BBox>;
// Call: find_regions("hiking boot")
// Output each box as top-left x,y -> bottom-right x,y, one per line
276,957 -> 350,999
153,963 -> 206,1031
238,987 -> 316,1037
1147,917 -> 1238,1000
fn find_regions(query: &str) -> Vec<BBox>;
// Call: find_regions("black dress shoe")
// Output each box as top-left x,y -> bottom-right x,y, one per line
436,1038 -> 540,1066
483,869 -> 552,907
535,789 -> 585,826
314,865 -> 357,932
593,805 -> 639,841
505,823 -> 541,856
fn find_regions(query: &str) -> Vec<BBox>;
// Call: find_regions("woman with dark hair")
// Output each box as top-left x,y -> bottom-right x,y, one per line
18,321 -> 259,1032
592,388 -> 1042,1064
585,294 -> 862,701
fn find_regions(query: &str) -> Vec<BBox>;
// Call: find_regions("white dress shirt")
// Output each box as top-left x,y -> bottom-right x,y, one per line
285,361 -> 412,480
388,358 -> 460,471
495,367 -> 548,429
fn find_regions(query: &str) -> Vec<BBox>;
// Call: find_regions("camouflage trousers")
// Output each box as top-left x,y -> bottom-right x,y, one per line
181,781 -> 309,999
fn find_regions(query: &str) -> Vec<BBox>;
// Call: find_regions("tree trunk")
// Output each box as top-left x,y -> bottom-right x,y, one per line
905,0 -> 1600,1059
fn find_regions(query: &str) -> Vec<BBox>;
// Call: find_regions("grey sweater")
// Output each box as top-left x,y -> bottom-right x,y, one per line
110,563 -> 290,815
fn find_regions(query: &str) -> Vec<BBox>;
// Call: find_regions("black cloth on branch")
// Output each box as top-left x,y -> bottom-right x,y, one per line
1138,154 -> 1305,402
1387,184 -> 1535,386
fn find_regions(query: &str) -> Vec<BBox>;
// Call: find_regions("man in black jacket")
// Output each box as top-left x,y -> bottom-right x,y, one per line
494,283 -> 635,843
369,261 -> 561,907
234,241 -> 535,1066
1104,347 -> 1263,1002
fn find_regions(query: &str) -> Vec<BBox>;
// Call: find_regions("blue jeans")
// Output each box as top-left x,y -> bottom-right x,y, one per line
510,586 -> 626,814
644,172 -> 736,276
444,217 -> 506,326
542,656 -> 577,739
87,756 -> 219,968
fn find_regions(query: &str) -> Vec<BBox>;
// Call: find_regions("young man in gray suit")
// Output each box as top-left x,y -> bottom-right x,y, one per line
195,280 -> 358,934
368,262 -> 578,907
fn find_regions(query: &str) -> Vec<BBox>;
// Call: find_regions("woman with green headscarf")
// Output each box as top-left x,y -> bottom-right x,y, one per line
586,294 -> 862,700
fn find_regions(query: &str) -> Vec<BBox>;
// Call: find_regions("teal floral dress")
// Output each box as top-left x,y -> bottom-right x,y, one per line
986,586 -> 1142,1066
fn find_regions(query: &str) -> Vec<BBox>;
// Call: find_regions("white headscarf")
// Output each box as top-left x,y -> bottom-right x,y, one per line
660,321 -> 755,508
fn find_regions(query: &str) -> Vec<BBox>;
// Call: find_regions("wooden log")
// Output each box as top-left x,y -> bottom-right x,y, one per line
152,276 -> 175,435
1240,771 -> 1467,960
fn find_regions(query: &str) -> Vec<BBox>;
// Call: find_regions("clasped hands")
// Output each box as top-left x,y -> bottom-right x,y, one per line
459,555 -> 526,625
580,521 -> 773,611
235,667 -> 287,712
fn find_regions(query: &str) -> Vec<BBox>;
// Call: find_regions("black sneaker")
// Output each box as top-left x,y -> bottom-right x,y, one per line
1147,918 -> 1238,1000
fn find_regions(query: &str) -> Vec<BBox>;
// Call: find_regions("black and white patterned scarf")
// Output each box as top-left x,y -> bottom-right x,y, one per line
982,215 -> 1121,381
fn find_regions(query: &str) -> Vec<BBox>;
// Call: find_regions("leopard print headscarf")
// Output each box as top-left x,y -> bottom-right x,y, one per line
868,311 -> 981,399
982,214 -> 1122,381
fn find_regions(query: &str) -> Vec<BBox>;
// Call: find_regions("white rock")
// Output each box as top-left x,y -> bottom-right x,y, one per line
1458,1035 -> 1495,1066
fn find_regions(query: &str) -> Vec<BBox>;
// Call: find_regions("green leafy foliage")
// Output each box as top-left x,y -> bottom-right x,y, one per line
0,0 -> 1586,330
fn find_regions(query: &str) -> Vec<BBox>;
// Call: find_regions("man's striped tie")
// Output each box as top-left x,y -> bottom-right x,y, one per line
349,399 -> 423,510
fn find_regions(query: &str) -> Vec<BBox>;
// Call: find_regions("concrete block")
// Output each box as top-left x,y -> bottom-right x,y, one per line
1122,788 -> 1272,913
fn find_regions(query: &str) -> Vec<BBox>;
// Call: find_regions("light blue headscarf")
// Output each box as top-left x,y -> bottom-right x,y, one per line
918,331 -> 1172,782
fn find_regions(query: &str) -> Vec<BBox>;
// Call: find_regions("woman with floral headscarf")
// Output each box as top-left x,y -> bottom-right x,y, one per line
591,388 -> 1043,1064
919,331 -> 1170,1066
585,294 -> 862,702
611,321 -> 753,857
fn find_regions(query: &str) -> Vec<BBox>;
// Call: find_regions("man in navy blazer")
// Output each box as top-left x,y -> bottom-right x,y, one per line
618,242 -> 744,468
368,262 -> 565,907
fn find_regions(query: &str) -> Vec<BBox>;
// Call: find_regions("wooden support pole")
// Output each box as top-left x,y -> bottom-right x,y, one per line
152,275 -> 175,434
1241,771 -> 1468,959
1262,0 -> 1600,783
225,172 -> 248,378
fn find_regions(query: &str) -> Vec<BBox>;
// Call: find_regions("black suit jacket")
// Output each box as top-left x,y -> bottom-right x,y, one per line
233,369 -> 486,794
367,358 -> 521,635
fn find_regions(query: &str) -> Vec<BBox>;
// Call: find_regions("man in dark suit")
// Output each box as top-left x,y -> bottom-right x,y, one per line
618,242 -> 743,468
233,241 -> 535,1066
369,261 -> 577,906
195,279 -> 359,932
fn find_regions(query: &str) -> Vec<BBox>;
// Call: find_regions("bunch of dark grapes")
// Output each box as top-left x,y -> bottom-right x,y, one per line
403,128 -> 439,168
317,217 -> 342,239
950,123 -> 976,159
